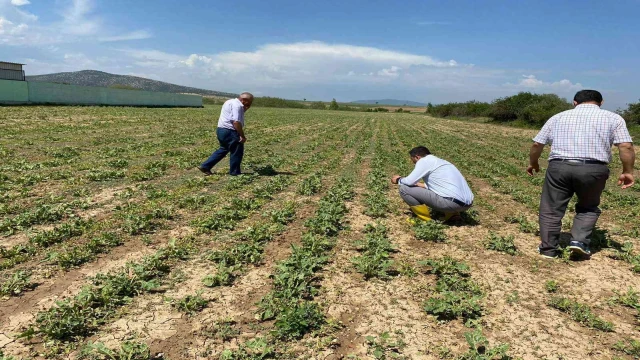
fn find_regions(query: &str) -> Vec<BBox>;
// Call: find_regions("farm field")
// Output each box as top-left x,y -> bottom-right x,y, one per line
1,106 -> 640,360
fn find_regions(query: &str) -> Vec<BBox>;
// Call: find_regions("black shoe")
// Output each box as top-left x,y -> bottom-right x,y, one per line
568,241 -> 591,257
197,167 -> 213,176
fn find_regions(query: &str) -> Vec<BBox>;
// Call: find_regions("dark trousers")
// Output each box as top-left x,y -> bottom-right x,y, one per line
538,161 -> 609,255
201,128 -> 244,175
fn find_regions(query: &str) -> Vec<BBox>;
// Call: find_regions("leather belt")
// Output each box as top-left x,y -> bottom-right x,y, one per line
550,158 -> 607,165
444,197 -> 472,207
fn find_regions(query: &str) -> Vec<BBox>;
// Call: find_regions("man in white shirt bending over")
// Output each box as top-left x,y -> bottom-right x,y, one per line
199,92 -> 253,176
391,146 -> 474,222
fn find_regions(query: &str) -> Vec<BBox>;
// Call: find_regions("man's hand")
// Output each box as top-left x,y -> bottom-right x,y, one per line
618,173 -> 635,189
528,142 -> 544,176
239,136 -> 247,144
416,182 -> 426,189
391,175 -> 401,184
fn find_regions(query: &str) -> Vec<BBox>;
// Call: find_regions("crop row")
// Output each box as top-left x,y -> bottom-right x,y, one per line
255,177 -> 354,340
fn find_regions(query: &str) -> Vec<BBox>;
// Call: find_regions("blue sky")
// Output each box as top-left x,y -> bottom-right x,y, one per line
1,0 -> 639,109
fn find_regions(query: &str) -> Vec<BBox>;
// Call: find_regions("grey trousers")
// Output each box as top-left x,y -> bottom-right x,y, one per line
538,161 -> 609,255
399,184 -> 472,213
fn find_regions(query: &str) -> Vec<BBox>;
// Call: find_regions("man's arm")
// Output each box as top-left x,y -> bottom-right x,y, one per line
527,142 -> 545,176
233,121 -> 246,143
392,159 -> 432,186
617,142 -> 636,189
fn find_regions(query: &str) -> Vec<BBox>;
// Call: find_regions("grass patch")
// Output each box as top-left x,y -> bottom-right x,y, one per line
413,221 -> 447,242
352,223 -> 395,280
485,232 -> 518,255
548,297 -> 614,332
421,257 -> 484,323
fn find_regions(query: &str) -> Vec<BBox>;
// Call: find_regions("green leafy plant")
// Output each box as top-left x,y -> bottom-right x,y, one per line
457,329 -> 512,360
78,340 -> 151,360
421,257 -> 484,322
171,292 -> 209,315
504,215 -> 538,234
352,223 -> 395,279
365,332 -> 407,359
297,172 -> 323,195
22,239 -> 192,341
219,337 -> 276,360
273,301 -> 325,340
203,264 -> 240,287
544,280 -> 559,293
613,338 -> 640,357
610,242 -> 640,273
204,319 -> 240,342
413,221 -> 447,242
609,287 -> 639,309
86,169 -> 126,182
0,270 -> 35,297
548,297 -> 614,332
485,232 -> 518,255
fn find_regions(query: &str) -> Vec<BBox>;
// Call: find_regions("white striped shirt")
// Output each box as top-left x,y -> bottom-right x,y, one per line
533,104 -> 633,163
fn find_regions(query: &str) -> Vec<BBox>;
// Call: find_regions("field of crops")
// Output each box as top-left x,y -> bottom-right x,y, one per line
1,106 -> 639,360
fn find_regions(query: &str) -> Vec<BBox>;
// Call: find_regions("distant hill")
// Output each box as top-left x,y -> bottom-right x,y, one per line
26,70 -> 237,97
351,99 -> 427,106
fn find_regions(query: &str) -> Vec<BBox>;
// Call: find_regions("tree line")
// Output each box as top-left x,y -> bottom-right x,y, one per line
426,92 -> 640,126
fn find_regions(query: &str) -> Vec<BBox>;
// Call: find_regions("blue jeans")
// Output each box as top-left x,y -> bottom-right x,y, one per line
201,128 -> 244,175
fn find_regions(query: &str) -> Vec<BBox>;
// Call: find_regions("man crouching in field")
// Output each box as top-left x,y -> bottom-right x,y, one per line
391,146 -> 474,222
198,92 -> 254,176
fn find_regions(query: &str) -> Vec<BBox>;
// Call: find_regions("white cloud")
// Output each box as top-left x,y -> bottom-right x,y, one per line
0,0 -> 150,45
63,52 -> 97,67
59,0 -> 100,36
99,30 -> 152,42
0,17 -> 13,33
121,41 -> 465,88
106,42 -> 505,94
0,16 -> 27,37
513,74 -> 582,90
377,65 -> 402,77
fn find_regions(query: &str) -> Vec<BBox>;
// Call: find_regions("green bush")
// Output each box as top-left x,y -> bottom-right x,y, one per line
520,94 -> 574,126
429,101 -> 492,118
490,92 -> 572,126
618,99 -> 640,125
252,97 -> 306,108
309,101 -> 326,110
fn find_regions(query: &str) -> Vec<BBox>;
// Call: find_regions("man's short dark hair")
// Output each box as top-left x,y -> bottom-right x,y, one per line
574,90 -> 603,105
409,146 -> 431,157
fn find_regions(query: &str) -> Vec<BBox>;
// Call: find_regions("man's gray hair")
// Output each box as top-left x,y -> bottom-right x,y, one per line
239,92 -> 254,99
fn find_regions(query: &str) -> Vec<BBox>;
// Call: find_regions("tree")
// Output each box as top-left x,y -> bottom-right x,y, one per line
618,100 -> 640,125
329,98 -> 339,110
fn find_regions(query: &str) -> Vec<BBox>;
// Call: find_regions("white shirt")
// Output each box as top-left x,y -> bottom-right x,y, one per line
399,155 -> 474,205
533,104 -> 633,163
217,98 -> 245,130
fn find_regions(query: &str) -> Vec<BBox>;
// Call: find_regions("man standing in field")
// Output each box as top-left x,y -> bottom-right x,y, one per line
528,90 -> 636,259
198,92 -> 254,176
391,146 -> 474,222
